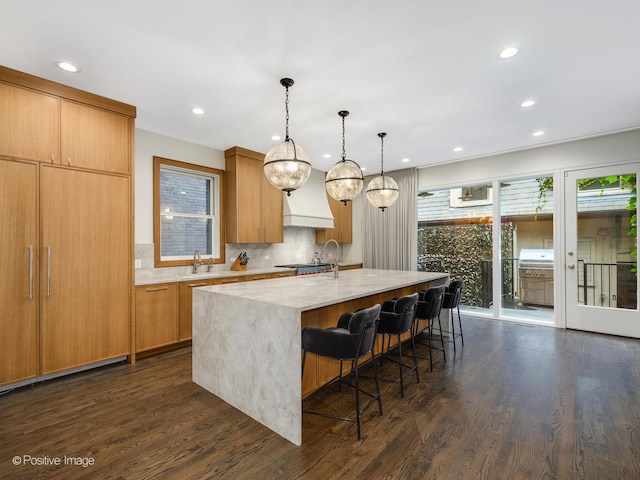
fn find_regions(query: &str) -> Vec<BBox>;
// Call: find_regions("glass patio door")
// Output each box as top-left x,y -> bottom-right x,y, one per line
564,164 -> 639,337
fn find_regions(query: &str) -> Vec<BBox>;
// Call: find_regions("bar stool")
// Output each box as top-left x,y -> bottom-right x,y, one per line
377,292 -> 420,398
301,303 -> 382,440
414,285 -> 446,371
442,279 -> 464,351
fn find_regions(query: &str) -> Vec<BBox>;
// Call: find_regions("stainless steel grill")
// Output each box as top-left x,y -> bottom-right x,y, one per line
518,249 -> 554,306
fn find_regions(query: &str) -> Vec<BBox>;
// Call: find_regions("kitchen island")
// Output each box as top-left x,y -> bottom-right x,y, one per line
192,268 -> 448,445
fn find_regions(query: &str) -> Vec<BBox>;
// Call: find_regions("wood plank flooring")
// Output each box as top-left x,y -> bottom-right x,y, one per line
1,317 -> 640,479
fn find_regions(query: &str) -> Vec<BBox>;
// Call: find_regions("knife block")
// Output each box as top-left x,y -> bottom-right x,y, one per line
231,258 -> 247,271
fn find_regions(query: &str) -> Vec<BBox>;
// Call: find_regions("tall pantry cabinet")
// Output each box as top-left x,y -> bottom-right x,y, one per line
0,66 -> 135,386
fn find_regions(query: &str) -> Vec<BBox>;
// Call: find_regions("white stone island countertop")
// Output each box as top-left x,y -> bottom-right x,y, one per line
192,268 -> 448,446
194,268 -> 446,310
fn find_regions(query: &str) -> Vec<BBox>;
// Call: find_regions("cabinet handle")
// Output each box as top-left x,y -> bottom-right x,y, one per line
222,279 -> 240,284
67,157 -> 71,166
251,276 -> 268,280
187,283 -> 207,288
51,155 -> 55,164
29,245 -> 34,299
46,245 -> 51,298
146,286 -> 170,292
277,273 -> 291,277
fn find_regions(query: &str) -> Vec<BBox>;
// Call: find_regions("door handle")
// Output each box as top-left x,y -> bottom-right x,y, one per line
29,245 -> 34,299
47,245 -> 51,298
568,264 -> 575,270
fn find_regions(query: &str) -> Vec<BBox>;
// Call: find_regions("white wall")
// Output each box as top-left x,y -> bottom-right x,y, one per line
417,129 -> 640,190
134,128 -> 225,244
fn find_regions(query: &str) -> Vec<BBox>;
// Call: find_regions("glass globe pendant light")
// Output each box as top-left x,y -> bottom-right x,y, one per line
366,132 -> 399,211
325,110 -> 364,205
263,78 -> 312,196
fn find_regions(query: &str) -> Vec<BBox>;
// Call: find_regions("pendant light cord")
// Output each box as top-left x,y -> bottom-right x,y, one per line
341,114 -> 346,161
284,85 -> 290,141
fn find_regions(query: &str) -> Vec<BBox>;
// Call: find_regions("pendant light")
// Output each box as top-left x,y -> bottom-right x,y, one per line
366,132 -> 399,211
263,78 -> 312,196
325,110 -> 364,205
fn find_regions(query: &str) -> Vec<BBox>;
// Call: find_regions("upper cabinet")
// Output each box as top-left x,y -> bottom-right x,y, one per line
0,67 -> 133,175
225,146 -> 284,243
0,82 -> 60,163
316,194 -> 353,244
61,100 -> 131,174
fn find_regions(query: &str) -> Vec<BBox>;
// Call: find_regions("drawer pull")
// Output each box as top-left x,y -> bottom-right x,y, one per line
222,279 -> 240,284
146,286 -> 169,292
188,283 -> 207,288
251,276 -> 268,280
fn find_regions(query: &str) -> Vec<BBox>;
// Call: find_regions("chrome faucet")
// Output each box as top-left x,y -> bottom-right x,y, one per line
192,250 -> 202,274
320,239 -> 340,279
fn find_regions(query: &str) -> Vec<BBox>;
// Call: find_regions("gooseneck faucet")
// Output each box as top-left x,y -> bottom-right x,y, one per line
192,250 -> 202,274
320,239 -> 340,279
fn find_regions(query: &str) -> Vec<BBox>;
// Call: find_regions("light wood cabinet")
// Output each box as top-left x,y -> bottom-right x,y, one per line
136,284 -> 178,351
316,194 -> 352,244
0,66 -> 135,386
61,100 -> 131,174
40,166 -> 131,374
0,82 -> 59,163
0,159 -> 39,386
225,147 -> 283,243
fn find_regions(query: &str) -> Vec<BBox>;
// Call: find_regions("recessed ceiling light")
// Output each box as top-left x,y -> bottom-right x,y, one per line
453,146 -> 463,152
191,107 -> 205,115
55,61 -> 80,73
323,153 -> 331,159
402,158 -> 410,163
271,135 -> 281,141
533,130 -> 545,137
520,100 -> 536,108
498,47 -> 518,59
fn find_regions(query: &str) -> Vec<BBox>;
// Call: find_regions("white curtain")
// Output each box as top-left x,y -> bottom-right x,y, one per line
361,168 -> 417,270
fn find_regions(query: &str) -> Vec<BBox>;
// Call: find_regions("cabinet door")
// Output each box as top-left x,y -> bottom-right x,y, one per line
0,82 -> 59,163
178,280 -> 212,342
235,156 -> 263,242
61,100 -> 130,174
40,166 -> 130,375
316,195 -> 352,244
261,175 -> 284,243
0,160 -> 39,385
136,284 -> 178,351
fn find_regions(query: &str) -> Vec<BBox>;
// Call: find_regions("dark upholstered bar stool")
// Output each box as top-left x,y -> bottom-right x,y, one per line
442,279 -> 464,352
414,285 -> 446,371
377,292 -> 420,398
301,304 -> 382,440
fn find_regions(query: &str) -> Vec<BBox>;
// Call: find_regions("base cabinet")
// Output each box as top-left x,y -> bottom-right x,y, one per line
135,284 -> 178,352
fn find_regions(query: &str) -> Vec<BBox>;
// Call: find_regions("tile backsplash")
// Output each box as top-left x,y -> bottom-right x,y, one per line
135,227 -> 352,283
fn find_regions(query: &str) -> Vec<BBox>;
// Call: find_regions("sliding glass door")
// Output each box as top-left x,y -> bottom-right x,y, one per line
418,176 -> 555,322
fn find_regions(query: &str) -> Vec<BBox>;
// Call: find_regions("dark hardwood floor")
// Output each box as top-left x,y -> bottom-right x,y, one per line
2,317 -> 640,480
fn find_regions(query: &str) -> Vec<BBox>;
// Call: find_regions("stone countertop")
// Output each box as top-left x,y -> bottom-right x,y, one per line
195,268 -> 448,311
134,263 -> 363,286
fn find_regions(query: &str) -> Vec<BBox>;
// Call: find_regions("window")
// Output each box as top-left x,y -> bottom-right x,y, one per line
450,185 -> 493,208
153,156 -> 225,267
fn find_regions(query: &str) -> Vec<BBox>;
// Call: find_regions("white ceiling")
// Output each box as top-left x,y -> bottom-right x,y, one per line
2,0 -> 640,174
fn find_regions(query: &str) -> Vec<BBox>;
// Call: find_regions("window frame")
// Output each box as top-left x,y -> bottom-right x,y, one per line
153,156 -> 225,268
